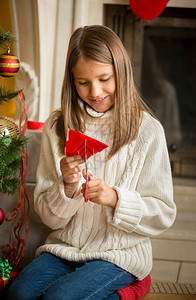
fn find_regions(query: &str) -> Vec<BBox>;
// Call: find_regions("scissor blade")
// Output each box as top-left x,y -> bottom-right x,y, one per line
84,139 -> 88,175
84,140 -> 88,202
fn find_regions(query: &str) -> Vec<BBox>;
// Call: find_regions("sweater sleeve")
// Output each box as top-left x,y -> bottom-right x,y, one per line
106,117 -> 176,237
34,116 -> 84,230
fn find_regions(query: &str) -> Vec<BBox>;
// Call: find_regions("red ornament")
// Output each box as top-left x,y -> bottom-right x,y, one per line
0,208 -> 5,225
0,50 -> 20,78
129,0 -> 170,20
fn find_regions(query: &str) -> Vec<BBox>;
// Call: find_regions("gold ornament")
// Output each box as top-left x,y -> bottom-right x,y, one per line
0,116 -> 19,137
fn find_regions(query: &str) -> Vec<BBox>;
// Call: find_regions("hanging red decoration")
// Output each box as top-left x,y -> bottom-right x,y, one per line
0,48 -> 20,78
0,208 -> 5,225
129,0 -> 170,20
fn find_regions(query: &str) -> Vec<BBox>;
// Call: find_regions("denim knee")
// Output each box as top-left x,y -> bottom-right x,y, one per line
6,277 -> 35,300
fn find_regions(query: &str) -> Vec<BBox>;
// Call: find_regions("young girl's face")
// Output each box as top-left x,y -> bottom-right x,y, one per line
72,58 -> 116,113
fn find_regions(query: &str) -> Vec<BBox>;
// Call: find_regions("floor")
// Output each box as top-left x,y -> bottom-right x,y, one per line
143,294 -> 196,300
143,282 -> 196,300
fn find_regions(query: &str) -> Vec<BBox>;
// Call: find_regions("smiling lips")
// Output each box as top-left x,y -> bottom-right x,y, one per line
90,96 -> 108,104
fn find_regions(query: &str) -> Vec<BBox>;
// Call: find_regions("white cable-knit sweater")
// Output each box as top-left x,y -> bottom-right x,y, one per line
34,108 -> 176,280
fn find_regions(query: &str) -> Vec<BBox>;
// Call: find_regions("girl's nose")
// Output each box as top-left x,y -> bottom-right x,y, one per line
90,83 -> 102,97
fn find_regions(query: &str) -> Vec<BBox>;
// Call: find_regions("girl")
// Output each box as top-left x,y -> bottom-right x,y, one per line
7,25 -> 176,300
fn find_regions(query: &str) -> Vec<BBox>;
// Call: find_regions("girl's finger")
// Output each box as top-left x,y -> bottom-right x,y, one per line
82,168 -> 86,180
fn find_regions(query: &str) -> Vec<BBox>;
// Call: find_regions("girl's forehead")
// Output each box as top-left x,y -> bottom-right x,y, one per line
75,57 -> 111,67
72,58 -> 114,77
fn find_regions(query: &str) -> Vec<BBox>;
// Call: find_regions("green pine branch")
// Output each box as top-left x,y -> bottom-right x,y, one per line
0,134 -> 28,194
0,86 -> 19,106
0,178 -> 20,194
0,28 -> 16,49
0,28 -> 26,194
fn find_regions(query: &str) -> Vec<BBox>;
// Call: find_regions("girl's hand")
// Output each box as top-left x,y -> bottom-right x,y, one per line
81,169 -> 118,208
60,154 -> 84,198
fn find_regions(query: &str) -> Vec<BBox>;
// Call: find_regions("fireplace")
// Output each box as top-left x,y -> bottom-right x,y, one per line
104,5 -> 196,178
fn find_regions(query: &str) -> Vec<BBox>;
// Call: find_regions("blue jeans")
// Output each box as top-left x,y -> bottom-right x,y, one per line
6,252 -> 136,300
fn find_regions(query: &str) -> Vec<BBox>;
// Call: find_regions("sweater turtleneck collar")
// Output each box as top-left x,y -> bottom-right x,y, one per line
86,105 -> 105,118
78,99 -> 113,121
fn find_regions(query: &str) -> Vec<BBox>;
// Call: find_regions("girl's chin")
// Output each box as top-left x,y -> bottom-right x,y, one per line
81,99 -> 114,113
90,103 -> 114,113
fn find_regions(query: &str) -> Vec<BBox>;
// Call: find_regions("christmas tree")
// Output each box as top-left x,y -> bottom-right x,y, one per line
0,28 -> 29,272
0,28 -> 28,194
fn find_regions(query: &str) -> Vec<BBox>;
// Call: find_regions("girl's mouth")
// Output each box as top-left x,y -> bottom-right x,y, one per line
90,96 -> 108,104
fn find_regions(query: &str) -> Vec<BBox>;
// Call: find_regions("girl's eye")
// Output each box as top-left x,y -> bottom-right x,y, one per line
78,81 -> 88,86
100,77 -> 109,82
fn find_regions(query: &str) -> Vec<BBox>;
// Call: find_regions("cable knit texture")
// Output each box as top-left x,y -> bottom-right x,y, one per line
34,108 -> 176,280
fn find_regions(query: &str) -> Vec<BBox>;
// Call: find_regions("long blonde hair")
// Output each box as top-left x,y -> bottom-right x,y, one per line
54,25 -> 149,158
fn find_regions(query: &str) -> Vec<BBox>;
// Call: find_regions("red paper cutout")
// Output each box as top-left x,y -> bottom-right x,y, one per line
129,0 -> 170,20
65,129 -> 108,159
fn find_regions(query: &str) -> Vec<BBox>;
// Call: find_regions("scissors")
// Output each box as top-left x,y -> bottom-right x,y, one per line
84,139 -> 92,202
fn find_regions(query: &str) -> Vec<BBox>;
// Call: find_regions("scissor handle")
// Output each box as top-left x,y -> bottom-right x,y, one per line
85,174 -> 92,202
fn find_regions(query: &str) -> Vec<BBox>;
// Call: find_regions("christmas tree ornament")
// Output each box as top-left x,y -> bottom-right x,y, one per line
129,0 -> 170,20
0,116 -> 19,137
0,208 -> 5,225
0,47 -> 20,78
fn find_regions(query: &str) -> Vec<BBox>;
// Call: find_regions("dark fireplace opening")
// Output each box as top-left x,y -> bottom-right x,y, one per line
105,5 -> 196,178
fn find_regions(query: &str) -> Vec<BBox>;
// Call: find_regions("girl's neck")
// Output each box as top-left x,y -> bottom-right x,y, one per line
79,100 -> 113,119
